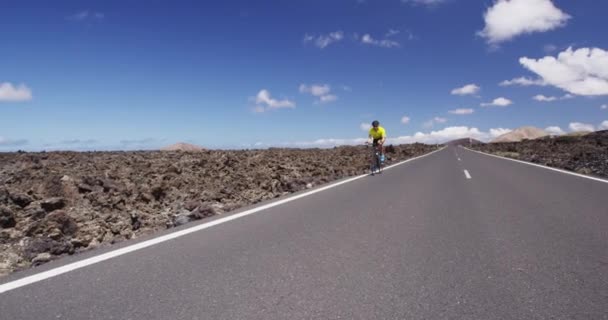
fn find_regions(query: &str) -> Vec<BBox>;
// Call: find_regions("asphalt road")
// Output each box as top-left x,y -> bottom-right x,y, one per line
1,146 -> 607,319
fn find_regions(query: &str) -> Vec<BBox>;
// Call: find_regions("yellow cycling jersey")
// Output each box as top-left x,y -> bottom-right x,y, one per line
369,126 -> 386,139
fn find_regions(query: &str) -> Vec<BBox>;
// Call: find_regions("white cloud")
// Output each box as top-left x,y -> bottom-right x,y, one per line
489,128 -> 512,137
401,116 -> 411,124
423,117 -> 448,128
500,77 -> 547,87
280,126 -> 510,148
532,93 -> 574,102
449,108 -> 474,115
319,94 -> 337,103
478,0 -> 570,45
303,31 -> 344,49
360,123 -> 371,131
0,82 -> 33,102
386,29 -> 400,37
545,126 -> 565,135
519,47 -> 608,96
601,104 -> 607,110
68,10 -> 104,21
544,44 -> 558,53
533,94 -> 557,102
481,97 -> 513,107
299,84 -> 338,104
599,121 -> 608,130
451,84 -> 480,96
401,0 -> 446,6
391,126 -> 507,144
299,84 -> 330,96
569,122 -> 595,132
361,34 -> 400,48
252,89 -> 295,112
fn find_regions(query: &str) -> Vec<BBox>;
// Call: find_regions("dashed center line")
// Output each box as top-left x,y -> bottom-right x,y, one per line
464,170 -> 472,179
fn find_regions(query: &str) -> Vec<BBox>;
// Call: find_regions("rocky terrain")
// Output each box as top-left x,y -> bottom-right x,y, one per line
0,144 -> 438,276
470,130 -> 608,178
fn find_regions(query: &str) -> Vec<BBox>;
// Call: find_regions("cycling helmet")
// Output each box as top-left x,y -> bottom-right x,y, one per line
372,120 -> 380,127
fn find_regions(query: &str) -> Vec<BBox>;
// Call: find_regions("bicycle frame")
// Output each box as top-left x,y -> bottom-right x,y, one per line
368,144 -> 383,175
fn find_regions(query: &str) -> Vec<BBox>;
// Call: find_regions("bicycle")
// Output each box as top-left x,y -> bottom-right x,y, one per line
366,143 -> 384,175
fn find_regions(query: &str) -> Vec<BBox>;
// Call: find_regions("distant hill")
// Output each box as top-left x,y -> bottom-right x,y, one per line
447,138 -> 483,146
491,127 -> 547,143
160,142 -> 205,151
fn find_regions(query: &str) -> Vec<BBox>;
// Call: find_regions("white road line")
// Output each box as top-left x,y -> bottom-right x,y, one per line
0,147 -> 446,294
464,148 -> 608,185
458,158 -> 462,161
464,170 -> 472,179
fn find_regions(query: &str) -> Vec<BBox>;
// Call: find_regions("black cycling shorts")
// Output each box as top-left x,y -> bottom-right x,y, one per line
372,138 -> 383,146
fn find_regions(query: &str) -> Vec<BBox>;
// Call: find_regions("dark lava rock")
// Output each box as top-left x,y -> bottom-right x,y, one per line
46,211 -> 78,236
41,197 -> 66,212
471,130 -> 608,179
0,206 -> 16,229
0,143 -> 440,276
10,193 -> 32,208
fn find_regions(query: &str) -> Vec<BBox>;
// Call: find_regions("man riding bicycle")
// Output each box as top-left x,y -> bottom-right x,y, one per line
367,120 -> 386,162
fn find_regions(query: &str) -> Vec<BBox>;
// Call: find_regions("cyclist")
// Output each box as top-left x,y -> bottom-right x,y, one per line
367,120 -> 386,162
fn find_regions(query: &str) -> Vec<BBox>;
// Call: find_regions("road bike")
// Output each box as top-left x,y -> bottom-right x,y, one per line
367,143 -> 383,176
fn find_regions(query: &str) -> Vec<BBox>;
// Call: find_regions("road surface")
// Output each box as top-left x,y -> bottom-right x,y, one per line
1,146 -> 607,319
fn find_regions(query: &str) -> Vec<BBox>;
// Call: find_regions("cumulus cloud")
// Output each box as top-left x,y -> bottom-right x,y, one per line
489,128 -> 512,138
569,122 -> 595,132
600,121 -> 608,130
0,82 -> 33,102
532,94 -> 573,102
391,126 -> 507,144
361,34 -> 400,48
533,95 -> 557,102
401,116 -> 411,124
280,126 -> 512,148
478,0 -> 570,45
481,97 -> 513,107
448,108 -> 474,115
360,123 -> 371,131
601,104 -> 607,110
519,47 -> 608,96
303,31 -> 344,49
451,84 -> 480,96
299,84 -> 338,104
500,77 -> 547,87
253,89 -> 295,112
545,126 -> 565,135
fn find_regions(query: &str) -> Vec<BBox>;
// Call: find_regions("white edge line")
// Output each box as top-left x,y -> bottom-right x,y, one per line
0,147 -> 446,294
464,170 -> 472,179
464,147 -> 608,184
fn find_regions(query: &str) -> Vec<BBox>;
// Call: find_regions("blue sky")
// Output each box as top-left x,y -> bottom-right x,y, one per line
1,0 -> 607,151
